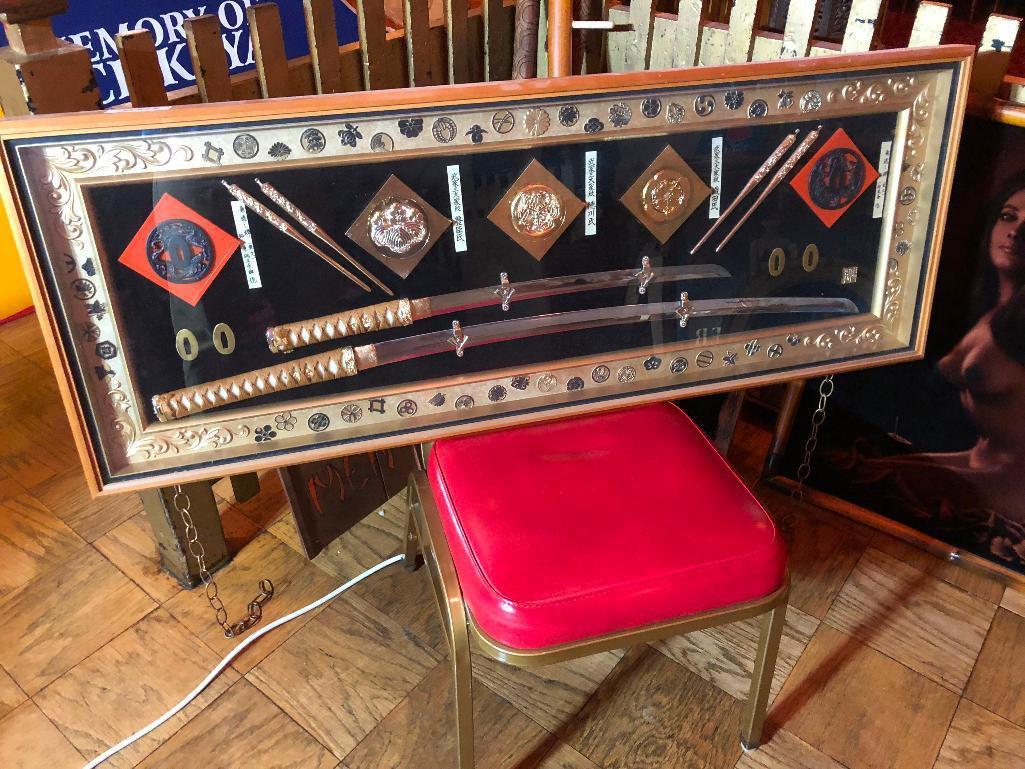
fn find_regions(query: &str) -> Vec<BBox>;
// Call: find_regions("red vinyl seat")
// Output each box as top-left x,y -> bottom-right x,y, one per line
427,401 -> 787,650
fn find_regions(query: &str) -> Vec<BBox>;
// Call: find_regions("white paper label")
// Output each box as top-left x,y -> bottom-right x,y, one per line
447,164 -> 468,252
584,151 -> 598,236
231,200 -> 262,289
709,137 -> 723,218
872,140 -> 892,219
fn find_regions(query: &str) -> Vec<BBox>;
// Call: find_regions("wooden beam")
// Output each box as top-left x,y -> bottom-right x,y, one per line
185,14 -> 233,103
483,0 -> 512,79
723,0 -> 759,64
626,0 -> 656,70
780,0 -> 816,58
971,12 -> 1021,98
840,0 -> 883,52
356,0 -> 389,88
512,0 -> 539,77
305,0 -> 344,93
548,0 -> 572,76
116,30 -> 169,107
699,21 -> 729,65
403,0 -> 435,84
445,0 -> 471,82
907,1 -> 950,47
248,2 -> 292,97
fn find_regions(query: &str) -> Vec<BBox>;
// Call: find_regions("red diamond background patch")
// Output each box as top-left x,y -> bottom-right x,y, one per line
118,193 -> 241,306
790,128 -> 879,228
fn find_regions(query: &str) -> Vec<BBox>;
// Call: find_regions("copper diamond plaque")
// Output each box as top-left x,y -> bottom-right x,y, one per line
488,159 -> 585,260
620,146 -> 710,244
347,175 -> 451,278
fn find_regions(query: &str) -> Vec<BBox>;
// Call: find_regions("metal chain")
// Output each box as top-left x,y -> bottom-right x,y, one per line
172,484 -> 273,639
791,375 -> 835,505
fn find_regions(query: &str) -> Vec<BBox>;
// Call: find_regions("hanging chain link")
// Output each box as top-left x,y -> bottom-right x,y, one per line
172,484 -> 273,639
791,375 -> 835,505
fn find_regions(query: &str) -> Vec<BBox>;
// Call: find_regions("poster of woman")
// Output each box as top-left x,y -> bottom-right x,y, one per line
777,110 -> 1025,576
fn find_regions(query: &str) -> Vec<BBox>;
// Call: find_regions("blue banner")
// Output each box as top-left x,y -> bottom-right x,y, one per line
0,0 -> 359,106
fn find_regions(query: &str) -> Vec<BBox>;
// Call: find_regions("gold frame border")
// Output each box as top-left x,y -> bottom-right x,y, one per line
0,46 -> 974,494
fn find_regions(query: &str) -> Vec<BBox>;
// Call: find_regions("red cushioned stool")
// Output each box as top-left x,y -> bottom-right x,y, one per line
404,402 -> 788,767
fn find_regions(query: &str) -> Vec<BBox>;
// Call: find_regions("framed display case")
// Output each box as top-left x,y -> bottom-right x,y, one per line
0,45 -> 972,493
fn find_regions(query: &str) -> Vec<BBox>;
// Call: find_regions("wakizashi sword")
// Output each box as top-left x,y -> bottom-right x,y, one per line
152,294 -> 858,422
265,257 -> 732,352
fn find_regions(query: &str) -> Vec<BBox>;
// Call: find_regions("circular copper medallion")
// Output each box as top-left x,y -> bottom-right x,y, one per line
367,197 -> 429,257
641,170 -> 691,222
510,184 -> 565,238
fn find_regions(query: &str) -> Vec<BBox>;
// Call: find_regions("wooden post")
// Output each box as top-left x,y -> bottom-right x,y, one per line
548,0 -> 572,76
305,0 -> 344,94
512,0 -> 540,78
249,2 -> 292,98
116,30 -> 169,107
0,0 -> 100,116
402,0 -> 434,86
185,14 -> 234,103
139,483 -> 230,588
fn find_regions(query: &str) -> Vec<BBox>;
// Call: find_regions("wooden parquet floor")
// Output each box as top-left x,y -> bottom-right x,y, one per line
1,312 -> 1024,769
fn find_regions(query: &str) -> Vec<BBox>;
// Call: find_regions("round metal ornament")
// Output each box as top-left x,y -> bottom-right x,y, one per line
232,134 -> 259,159
510,184 -> 565,238
367,197 -> 430,256
146,219 -> 215,284
641,170 -> 691,222
808,148 -> 867,210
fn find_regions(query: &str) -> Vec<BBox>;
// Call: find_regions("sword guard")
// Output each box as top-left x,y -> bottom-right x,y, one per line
495,272 -> 515,311
634,256 -> 654,295
676,291 -> 693,328
450,320 -> 469,357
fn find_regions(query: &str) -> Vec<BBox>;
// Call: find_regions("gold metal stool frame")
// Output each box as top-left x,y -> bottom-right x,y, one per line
405,470 -> 790,768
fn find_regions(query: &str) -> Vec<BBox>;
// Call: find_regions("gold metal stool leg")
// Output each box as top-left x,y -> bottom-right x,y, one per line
407,473 -> 476,767
403,485 -> 421,571
740,594 -> 787,749
451,632 -> 475,769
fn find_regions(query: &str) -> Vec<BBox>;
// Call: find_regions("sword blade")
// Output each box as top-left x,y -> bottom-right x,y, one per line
428,263 -> 732,314
372,296 -> 858,365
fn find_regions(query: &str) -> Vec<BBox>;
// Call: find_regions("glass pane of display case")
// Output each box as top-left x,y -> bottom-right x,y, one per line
0,47 -> 972,491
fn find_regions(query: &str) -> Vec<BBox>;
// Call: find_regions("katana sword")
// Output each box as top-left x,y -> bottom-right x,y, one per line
265,257 -> 732,352
152,294 -> 857,422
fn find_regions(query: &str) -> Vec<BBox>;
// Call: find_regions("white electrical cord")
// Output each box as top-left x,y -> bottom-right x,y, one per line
82,554 -> 404,769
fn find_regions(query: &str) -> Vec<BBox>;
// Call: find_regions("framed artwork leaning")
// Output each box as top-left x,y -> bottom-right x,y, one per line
772,98 -> 1025,579
0,45 -> 973,493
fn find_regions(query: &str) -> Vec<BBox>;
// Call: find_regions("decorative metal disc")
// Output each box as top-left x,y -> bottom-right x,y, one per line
509,184 -> 565,238
808,148 -> 867,210
300,129 -> 326,153
432,117 -> 457,143
146,219 -> 214,284
232,134 -> 259,159
641,170 -> 692,223
367,197 -> 430,257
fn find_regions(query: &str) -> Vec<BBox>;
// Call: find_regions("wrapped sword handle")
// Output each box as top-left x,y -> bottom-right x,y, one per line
266,298 -> 432,353
152,345 -> 378,422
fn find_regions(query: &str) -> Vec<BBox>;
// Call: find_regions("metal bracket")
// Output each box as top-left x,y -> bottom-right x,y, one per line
676,291 -> 693,328
633,256 -> 654,294
494,272 -> 516,311
449,320 -> 469,357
